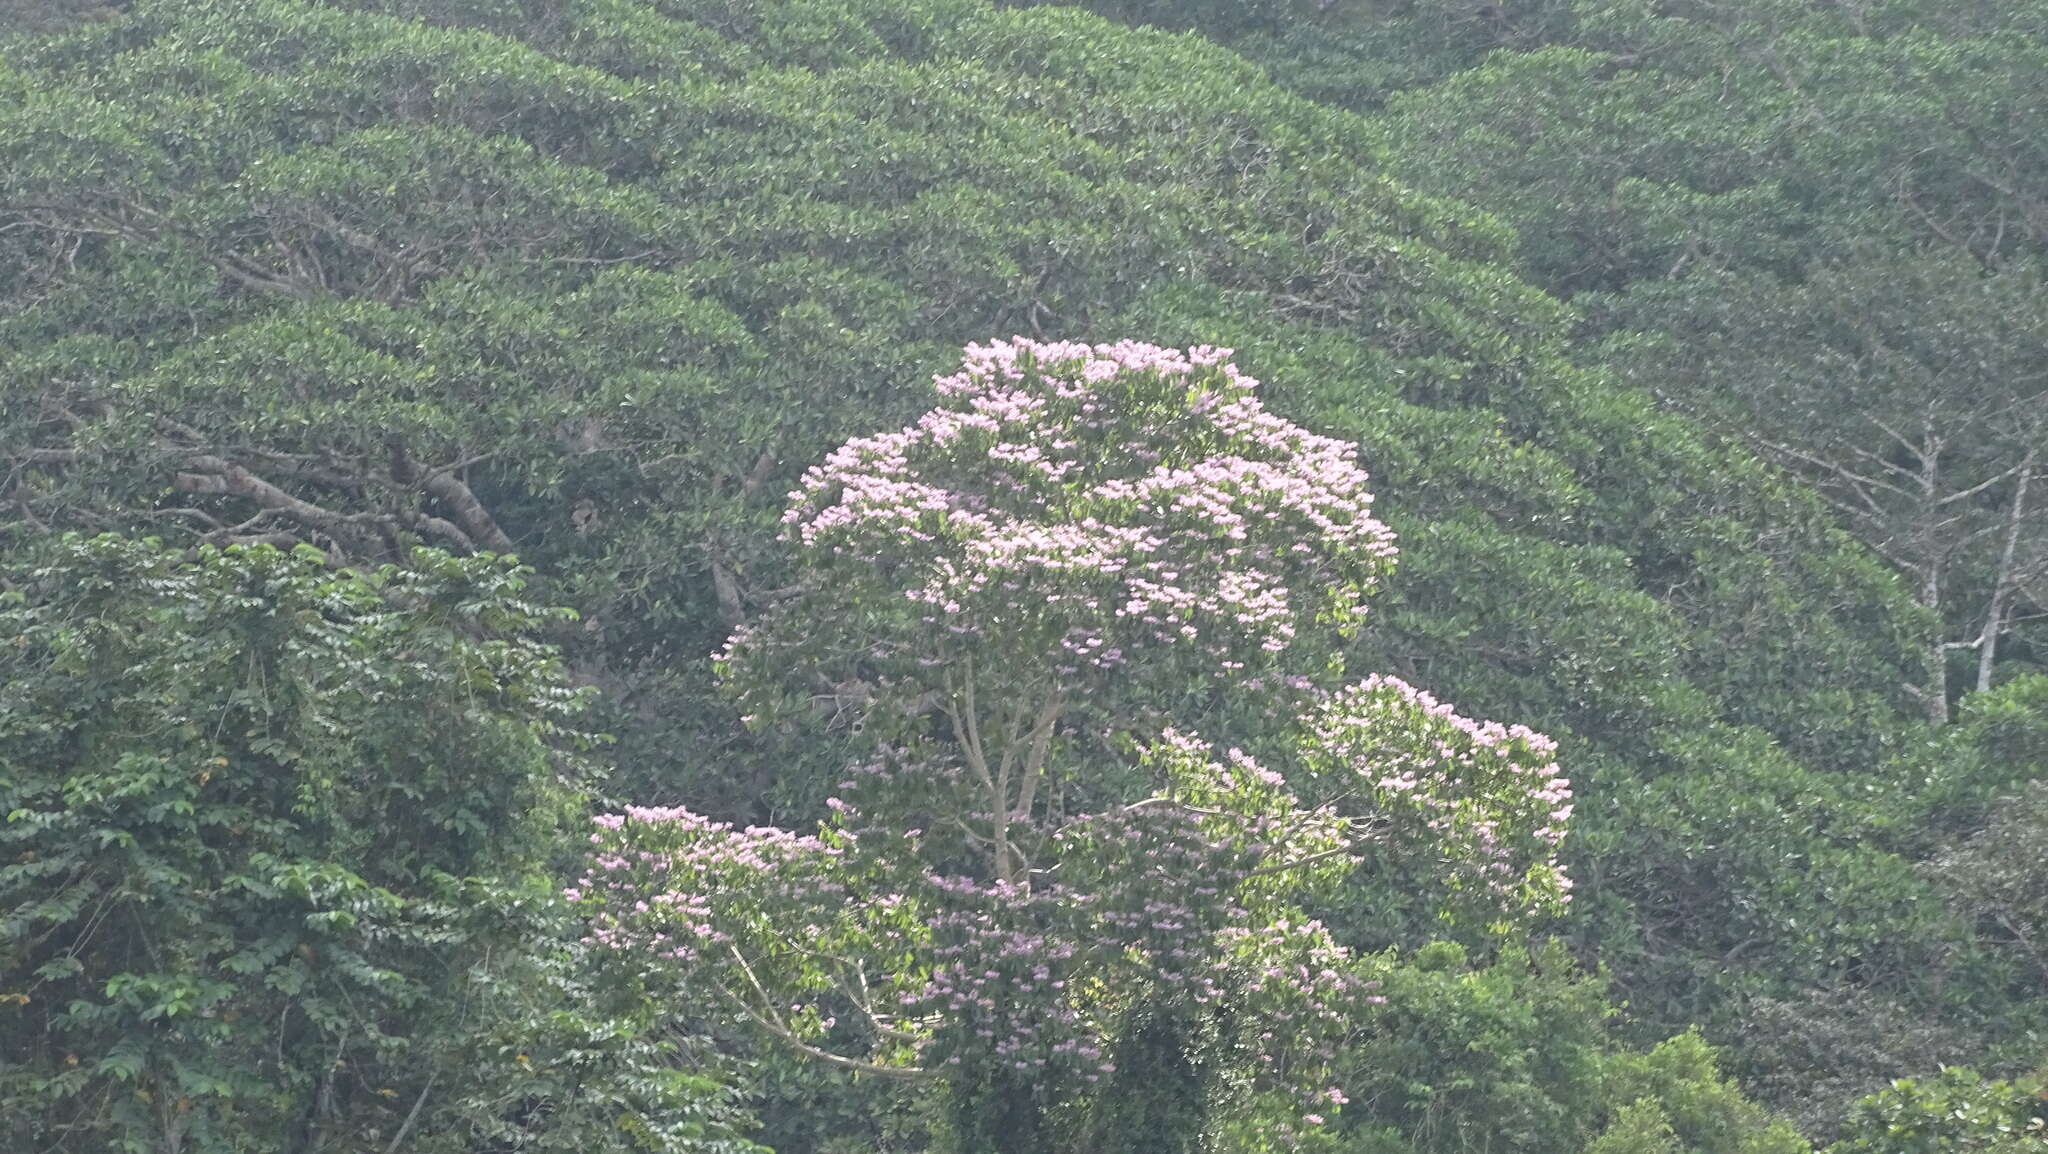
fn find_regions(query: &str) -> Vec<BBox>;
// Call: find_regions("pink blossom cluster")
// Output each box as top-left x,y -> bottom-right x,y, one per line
763,337 -> 1396,680
1304,675 -> 1575,912
571,807 -> 848,968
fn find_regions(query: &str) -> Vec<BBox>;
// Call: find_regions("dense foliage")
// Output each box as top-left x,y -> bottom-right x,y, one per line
0,537 -> 755,1151
1,0 -> 2042,1150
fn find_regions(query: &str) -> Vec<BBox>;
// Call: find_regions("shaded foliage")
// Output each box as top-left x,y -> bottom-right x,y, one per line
0,536 -> 752,1152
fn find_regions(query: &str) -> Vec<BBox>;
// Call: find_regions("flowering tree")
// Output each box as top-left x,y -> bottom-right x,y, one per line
576,340 -> 1571,1150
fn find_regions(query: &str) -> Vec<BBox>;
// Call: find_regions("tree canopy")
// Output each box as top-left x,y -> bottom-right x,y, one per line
2,0 -> 2044,1150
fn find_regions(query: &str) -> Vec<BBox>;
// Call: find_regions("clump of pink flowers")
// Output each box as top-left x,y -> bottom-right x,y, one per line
730,337 -> 1397,687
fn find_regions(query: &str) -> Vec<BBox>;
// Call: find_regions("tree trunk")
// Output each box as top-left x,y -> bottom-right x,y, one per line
1977,450 -> 2036,693
1921,558 -> 1951,724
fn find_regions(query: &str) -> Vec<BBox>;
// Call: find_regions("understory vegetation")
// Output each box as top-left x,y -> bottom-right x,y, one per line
0,1 -> 2043,1151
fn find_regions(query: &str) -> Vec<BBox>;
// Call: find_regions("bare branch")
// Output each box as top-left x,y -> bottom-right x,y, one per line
173,455 -> 371,536
415,467 -> 514,552
1932,457 -> 2031,508
1241,846 -> 1357,882
1011,690 -> 1065,823
1745,432 -> 1914,503
722,946 -> 933,1082
709,548 -> 746,629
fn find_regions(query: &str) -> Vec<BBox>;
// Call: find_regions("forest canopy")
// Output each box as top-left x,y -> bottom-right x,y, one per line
0,0 -> 2043,1151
